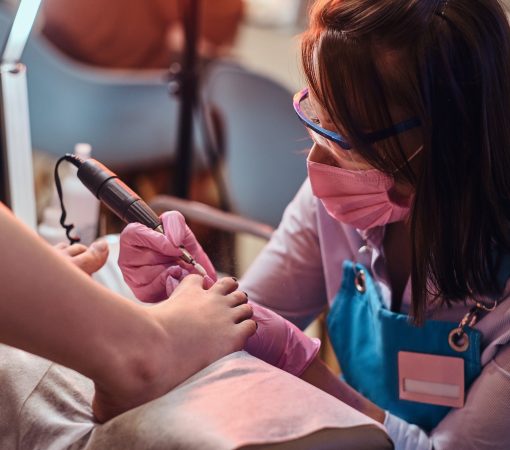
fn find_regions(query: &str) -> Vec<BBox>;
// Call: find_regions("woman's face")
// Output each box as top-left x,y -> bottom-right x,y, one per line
306,89 -> 424,196
306,92 -> 371,170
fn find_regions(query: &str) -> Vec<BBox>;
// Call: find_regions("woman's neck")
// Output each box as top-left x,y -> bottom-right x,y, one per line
383,221 -> 412,312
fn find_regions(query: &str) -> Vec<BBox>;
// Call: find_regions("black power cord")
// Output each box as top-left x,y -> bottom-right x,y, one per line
53,154 -> 83,245
54,154 -> 164,247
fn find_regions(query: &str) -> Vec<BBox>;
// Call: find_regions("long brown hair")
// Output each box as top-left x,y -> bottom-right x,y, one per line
301,0 -> 510,322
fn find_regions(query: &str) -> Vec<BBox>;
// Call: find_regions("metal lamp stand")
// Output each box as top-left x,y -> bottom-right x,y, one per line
0,61 -> 36,228
171,0 -> 200,198
0,0 -> 43,229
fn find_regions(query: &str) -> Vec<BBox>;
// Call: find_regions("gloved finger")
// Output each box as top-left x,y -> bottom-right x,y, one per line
161,212 -> 217,280
160,211 -> 188,248
161,211 -> 209,256
119,212 -> 218,301
208,277 -> 238,295
124,263 -> 174,302
122,262 -> 170,286
165,276 -> 180,296
243,302 -> 288,365
165,266 -> 187,296
167,265 -> 185,280
243,302 -> 321,376
120,222 -> 182,259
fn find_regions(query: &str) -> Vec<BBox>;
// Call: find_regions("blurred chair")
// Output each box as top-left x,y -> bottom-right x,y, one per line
200,60 -> 311,228
23,49 -> 179,170
0,3 -> 198,171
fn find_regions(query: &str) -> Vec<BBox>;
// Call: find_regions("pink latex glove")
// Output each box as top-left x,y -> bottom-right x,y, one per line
118,211 -> 320,376
118,211 -> 216,302
244,303 -> 320,376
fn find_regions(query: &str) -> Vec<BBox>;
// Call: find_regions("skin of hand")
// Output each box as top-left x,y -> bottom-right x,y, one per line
300,356 -> 386,424
0,204 -> 256,423
54,240 -> 109,275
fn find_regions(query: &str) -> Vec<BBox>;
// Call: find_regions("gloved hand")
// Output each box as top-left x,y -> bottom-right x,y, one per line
118,211 -> 216,302
119,210 -> 320,376
246,302 -> 321,376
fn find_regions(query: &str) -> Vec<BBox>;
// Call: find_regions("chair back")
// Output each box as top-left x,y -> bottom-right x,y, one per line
203,62 -> 311,228
0,4 -> 182,170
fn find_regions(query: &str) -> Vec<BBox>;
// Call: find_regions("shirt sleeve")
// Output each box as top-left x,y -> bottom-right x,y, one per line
430,342 -> 510,449
240,179 -> 328,330
383,412 -> 432,450
384,342 -> 510,450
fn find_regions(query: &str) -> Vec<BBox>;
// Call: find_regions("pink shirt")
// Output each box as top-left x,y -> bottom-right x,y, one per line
241,179 -> 510,450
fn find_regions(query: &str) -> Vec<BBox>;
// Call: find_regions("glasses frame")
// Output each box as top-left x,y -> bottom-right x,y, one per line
293,88 -> 421,150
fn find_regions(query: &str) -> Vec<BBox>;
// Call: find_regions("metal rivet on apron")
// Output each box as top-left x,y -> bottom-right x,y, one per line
354,269 -> 366,293
358,244 -> 372,255
448,328 -> 470,352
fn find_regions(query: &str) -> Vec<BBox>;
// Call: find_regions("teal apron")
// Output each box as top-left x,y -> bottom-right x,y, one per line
327,260 -> 482,432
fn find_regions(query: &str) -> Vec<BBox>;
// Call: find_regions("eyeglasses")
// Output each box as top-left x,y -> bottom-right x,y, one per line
292,88 -> 421,151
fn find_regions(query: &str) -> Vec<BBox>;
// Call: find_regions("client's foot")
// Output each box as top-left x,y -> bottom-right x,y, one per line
56,240 -> 109,274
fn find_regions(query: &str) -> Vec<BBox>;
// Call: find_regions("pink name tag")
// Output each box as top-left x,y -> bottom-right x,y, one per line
398,351 -> 465,408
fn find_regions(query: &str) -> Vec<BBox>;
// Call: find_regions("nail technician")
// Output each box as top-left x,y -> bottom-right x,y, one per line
118,1 -> 510,448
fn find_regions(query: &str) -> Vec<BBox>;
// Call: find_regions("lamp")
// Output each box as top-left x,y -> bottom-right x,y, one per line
0,0 -> 43,229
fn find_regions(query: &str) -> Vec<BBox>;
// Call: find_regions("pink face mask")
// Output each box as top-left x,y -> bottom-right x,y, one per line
306,156 -> 414,230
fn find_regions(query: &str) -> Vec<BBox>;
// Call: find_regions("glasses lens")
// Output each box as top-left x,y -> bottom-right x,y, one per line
299,95 -> 318,124
298,91 -> 352,150
308,128 -> 334,149
307,128 -> 375,171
